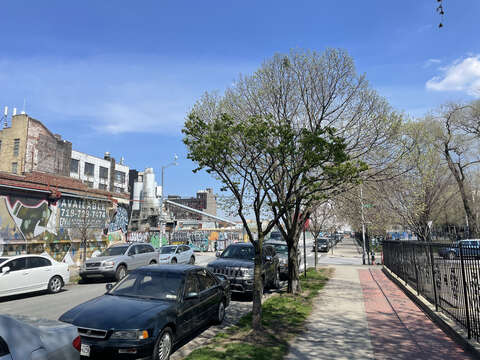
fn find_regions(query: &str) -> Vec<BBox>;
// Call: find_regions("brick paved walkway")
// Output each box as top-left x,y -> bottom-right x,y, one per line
286,266 -> 474,359
359,269 -> 472,360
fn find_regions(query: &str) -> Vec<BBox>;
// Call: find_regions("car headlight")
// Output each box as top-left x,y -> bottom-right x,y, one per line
103,261 -> 115,267
110,330 -> 149,340
240,267 -> 254,278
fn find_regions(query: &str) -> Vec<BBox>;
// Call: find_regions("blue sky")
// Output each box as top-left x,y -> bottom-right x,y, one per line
0,1 -> 479,197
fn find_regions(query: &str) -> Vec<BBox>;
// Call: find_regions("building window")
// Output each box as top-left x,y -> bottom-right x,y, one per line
70,159 -> 79,173
99,166 -> 109,180
11,162 -> 17,174
13,139 -> 20,156
114,186 -> 123,193
114,171 -> 126,184
84,162 -> 94,176
99,183 -> 108,190
84,180 -> 94,188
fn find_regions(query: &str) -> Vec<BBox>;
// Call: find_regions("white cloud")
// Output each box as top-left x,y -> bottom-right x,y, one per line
426,55 -> 480,97
0,55 -> 253,135
423,58 -> 441,68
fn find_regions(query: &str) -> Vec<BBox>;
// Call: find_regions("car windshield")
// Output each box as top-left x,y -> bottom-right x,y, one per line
272,244 -> 288,254
317,239 -> 328,244
110,271 -> 184,301
160,246 -> 177,254
100,246 -> 129,257
221,245 -> 255,260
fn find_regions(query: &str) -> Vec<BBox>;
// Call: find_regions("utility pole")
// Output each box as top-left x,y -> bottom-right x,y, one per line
160,154 -> 178,244
360,184 -> 367,265
303,227 -> 307,278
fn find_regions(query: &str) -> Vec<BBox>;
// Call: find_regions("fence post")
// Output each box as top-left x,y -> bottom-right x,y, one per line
429,244 -> 438,311
401,242 -> 408,286
459,243 -> 472,339
412,244 -> 419,295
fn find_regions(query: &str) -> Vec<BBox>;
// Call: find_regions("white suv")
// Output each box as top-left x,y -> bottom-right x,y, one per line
158,245 -> 195,264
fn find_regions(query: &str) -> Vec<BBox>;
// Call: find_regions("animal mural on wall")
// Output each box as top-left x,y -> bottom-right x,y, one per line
0,194 -> 129,263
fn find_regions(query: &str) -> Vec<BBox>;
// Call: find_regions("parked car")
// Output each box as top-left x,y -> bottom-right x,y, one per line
438,239 -> 480,259
80,242 -> 158,282
0,315 -> 79,360
0,255 -> 70,297
207,243 -> 280,295
312,237 -> 329,252
265,240 -> 301,280
158,245 -> 195,264
60,265 -> 230,360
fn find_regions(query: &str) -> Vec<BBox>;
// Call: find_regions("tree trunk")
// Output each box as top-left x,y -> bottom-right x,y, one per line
444,147 -> 478,237
251,242 -> 263,331
314,236 -> 318,269
287,241 -> 301,294
82,238 -> 87,265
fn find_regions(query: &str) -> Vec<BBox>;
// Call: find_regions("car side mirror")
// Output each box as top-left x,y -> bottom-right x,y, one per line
105,283 -> 114,292
215,251 -> 222,257
1,266 -> 10,274
184,292 -> 199,300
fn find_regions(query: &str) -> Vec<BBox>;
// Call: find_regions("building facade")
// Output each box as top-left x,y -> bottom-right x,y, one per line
0,114 -> 72,176
70,151 -> 129,194
0,171 -> 129,264
168,188 -> 217,220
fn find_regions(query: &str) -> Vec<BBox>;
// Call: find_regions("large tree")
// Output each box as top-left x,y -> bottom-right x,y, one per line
219,49 -> 403,292
435,103 -> 480,238
183,109 -> 289,331
375,119 -> 455,241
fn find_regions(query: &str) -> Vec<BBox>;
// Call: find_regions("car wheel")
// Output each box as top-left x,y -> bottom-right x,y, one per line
79,275 -> 89,284
150,260 -> 157,265
116,265 -> 127,281
171,258 -> 177,264
189,256 -> 195,264
448,252 -> 456,260
153,327 -> 173,360
48,276 -> 63,294
213,300 -> 226,325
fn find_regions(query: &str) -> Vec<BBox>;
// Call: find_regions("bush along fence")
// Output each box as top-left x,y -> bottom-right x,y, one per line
383,240 -> 480,341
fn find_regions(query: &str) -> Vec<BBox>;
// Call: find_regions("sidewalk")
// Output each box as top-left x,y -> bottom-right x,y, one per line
286,240 -> 474,360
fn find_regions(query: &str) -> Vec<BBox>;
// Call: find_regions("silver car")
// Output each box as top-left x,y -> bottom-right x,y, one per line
0,315 -> 79,360
158,245 -> 196,264
80,242 -> 158,282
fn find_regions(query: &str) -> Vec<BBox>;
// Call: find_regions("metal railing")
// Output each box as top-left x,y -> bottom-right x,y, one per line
383,240 -> 480,341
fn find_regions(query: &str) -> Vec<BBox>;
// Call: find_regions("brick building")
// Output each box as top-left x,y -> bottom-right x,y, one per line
0,171 -> 129,262
168,188 -> 217,220
0,114 -> 72,176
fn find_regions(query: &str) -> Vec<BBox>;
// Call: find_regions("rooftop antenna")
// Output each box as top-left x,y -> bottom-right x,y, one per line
21,98 -> 26,115
12,107 -> 17,116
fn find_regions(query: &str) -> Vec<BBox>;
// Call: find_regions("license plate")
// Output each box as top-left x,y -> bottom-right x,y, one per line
81,344 -> 90,357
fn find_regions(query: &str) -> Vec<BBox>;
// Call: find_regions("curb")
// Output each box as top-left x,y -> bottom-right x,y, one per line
382,267 -> 480,359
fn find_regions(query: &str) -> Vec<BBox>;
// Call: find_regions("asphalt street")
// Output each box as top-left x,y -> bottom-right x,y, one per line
0,236 -> 354,321
0,236 -> 356,359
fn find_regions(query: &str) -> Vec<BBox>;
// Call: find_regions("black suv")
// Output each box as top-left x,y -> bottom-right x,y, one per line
207,243 -> 280,295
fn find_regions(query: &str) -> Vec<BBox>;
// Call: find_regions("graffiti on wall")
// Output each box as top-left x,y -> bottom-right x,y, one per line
127,231 -> 163,248
0,195 -> 129,263
171,230 -> 242,251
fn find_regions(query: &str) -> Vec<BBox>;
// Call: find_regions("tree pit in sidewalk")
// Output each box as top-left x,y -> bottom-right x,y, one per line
184,268 -> 331,360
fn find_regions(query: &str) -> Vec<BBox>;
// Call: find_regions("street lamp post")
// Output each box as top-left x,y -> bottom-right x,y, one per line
160,154 -> 178,243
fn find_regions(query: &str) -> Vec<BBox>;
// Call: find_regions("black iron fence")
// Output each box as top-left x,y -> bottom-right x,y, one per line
383,240 -> 480,341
